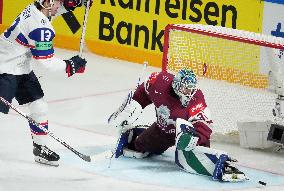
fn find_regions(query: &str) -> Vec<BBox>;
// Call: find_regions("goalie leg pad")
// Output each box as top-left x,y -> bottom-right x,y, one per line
123,148 -> 150,158
176,132 -> 199,151
175,146 -> 229,177
176,118 -> 199,151
175,145 -> 247,182
175,148 -> 215,177
115,127 -> 146,158
213,154 -> 229,181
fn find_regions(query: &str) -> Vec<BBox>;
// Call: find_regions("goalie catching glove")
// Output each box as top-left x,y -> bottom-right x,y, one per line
65,55 -> 87,77
110,99 -> 143,128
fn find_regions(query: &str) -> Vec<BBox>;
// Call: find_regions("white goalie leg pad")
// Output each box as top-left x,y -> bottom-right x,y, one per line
175,118 -> 199,151
123,148 -> 150,159
112,100 -> 143,127
175,146 -> 227,177
28,98 -> 49,146
114,125 -> 147,158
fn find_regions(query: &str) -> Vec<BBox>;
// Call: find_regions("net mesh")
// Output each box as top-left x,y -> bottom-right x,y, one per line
163,24 -> 283,136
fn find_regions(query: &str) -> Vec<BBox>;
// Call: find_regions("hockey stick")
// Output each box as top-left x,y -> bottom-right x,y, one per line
108,61 -> 148,167
108,62 -> 148,124
79,0 -> 90,57
0,97 -> 91,162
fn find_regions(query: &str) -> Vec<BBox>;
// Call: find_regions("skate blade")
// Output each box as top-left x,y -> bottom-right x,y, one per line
222,173 -> 248,182
34,156 -> 59,167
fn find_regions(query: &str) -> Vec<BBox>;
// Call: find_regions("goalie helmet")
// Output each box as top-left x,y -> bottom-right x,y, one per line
172,68 -> 197,107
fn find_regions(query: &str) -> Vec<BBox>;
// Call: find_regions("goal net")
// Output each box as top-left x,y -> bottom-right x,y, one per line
162,24 -> 284,140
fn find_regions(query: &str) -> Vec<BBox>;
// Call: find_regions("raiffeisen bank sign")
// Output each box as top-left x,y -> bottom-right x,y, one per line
96,0 -> 263,52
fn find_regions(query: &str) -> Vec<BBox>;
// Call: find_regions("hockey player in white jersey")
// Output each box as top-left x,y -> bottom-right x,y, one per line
0,0 -> 91,166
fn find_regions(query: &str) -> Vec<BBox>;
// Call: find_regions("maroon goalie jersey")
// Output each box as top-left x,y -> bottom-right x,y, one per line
133,71 -> 213,146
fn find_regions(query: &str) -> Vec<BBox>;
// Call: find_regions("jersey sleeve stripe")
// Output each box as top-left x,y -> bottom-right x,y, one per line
16,38 -> 35,48
33,54 -> 54,59
17,33 -> 29,44
31,48 -> 54,56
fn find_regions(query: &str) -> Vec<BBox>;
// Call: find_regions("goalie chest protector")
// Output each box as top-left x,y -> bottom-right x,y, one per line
145,71 -> 207,131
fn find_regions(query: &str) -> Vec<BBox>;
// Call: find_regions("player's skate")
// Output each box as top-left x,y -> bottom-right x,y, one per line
213,154 -> 248,182
222,163 -> 248,182
33,142 -> 60,167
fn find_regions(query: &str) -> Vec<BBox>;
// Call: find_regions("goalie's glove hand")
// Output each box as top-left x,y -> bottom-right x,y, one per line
63,0 -> 93,11
65,55 -> 87,77
175,118 -> 199,151
111,100 -> 143,128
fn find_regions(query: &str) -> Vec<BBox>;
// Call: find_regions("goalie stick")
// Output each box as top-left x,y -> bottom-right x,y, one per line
0,97 -> 91,162
108,61 -> 148,167
108,62 -> 148,124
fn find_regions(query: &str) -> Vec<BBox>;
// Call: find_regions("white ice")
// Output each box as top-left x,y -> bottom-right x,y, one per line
0,49 -> 283,191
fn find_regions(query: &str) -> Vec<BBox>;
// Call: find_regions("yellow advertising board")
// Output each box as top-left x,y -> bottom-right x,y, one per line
86,0 -> 264,66
0,0 -> 264,68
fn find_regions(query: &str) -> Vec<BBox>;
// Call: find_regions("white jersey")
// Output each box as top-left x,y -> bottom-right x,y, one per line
0,4 -> 66,75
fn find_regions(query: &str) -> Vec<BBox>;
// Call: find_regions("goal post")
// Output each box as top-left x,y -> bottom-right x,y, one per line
162,24 -> 284,139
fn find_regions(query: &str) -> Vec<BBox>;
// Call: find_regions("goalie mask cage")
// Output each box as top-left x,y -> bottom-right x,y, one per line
162,24 -> 284,138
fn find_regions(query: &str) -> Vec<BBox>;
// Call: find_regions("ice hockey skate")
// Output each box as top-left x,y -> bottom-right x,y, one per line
33,142 -> 60,167
222,163 -> 248,182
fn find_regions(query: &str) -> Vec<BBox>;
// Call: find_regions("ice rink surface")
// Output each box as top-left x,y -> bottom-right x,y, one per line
0,49 -> 284,191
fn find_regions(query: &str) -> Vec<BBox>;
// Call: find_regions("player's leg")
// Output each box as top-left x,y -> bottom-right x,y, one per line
0,73 -> 17,114
175,118 -> 247,181
114,125 -> 149,158
175,146 -> 225,177
134,122 -> 175,154
115,123 -> 175,158
15,71 -> 59,166
176,146 -> 247,182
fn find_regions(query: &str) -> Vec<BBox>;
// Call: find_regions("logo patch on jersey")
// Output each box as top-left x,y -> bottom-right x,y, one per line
35,41 -> 53,50
156,105 -> 171,128
189,102 -> 206,116
41,19 -> 46,25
